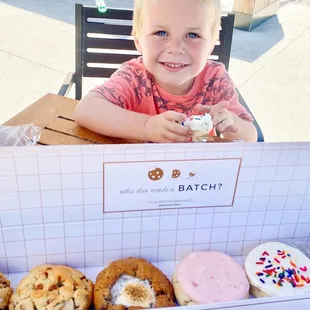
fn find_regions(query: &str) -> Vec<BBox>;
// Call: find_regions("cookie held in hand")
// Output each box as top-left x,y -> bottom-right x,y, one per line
94,258 -> 175,310
0,272 -> 13,310
183,114 -> 213,142
9,265 -> 93,310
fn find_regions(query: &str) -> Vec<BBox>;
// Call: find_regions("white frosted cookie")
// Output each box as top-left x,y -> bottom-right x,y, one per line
245,242 -> 310,298
172,251 -> 249,305
183,114 -> 213,141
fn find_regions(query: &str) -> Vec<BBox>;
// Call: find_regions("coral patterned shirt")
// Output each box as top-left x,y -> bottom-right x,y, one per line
92,57 -> 253,131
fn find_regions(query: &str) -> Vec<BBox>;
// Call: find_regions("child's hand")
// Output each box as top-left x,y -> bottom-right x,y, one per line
197,101 -> 238,134
144,111 -> 192,143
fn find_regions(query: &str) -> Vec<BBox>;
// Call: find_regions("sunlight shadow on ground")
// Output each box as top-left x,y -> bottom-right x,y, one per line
231,15 -> 284,63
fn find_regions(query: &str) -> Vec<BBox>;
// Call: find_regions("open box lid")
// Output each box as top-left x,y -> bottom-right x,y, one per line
0,142 -> 310,308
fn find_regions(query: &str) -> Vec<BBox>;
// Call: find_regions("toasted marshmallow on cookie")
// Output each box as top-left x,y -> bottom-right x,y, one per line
183,114 -> 213,141
111,275 -> 156,308
94,258 -> 175,310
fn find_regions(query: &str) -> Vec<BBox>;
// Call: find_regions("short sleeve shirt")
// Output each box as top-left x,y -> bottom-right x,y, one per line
92,57 -> 253,122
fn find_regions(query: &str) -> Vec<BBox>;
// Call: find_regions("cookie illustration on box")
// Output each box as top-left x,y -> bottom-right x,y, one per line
171,169 -> 181,179
186,171 -> 198,180
172,251 -> 249,305
0,272 -> 13,310
245,241 -> 310,298
9,265 -> 93,310
94,257 -> 175,310
189,171 -> 197,178
148,168 -> 164,181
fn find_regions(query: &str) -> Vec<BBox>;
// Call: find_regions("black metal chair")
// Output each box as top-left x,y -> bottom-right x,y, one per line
59,4 -> 264,142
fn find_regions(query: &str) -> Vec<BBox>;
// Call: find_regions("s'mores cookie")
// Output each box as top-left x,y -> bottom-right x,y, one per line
94,258 -> 175,310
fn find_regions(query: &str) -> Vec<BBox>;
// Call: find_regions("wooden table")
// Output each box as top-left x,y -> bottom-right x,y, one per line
3,94 -> 232,145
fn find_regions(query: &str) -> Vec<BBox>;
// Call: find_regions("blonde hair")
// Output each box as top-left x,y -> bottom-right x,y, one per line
132,0 -> 221,42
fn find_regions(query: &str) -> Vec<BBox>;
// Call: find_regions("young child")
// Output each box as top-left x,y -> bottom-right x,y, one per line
74,0 -> 258,143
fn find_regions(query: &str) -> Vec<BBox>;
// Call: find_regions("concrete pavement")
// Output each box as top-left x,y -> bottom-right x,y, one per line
0,0 -> 310,142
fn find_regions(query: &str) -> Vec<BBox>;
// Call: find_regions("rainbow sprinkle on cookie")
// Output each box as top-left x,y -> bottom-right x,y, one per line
245,242 -> 310,297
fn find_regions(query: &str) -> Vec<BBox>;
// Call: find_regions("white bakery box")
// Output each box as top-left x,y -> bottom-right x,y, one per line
1,141 -> 310,310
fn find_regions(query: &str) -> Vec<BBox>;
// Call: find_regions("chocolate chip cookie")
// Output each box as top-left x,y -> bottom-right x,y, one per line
94,258 -> 175,310
171,170 -> 181,179
148,168 -> 164,181
9,265 -> 93,310
0,272 -> 13,310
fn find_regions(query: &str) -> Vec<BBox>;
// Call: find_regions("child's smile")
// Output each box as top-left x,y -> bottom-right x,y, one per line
159,62 -> 190,72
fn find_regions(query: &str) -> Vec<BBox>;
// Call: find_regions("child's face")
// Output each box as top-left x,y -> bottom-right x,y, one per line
134,0 -> 216,96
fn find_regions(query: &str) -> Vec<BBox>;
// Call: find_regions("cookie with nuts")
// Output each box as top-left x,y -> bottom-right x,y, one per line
0,272 -> 13,310
94,258 -> 175,310
9,265 -> 93,310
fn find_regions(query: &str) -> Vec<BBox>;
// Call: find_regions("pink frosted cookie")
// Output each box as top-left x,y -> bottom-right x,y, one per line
172,251 -> 249,305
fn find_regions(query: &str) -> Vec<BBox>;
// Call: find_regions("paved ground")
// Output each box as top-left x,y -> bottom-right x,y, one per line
0,0 -> 310,142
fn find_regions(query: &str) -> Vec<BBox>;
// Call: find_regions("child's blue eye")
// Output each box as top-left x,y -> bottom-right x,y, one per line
187,32 -> 199,38
155,31 -> 168,37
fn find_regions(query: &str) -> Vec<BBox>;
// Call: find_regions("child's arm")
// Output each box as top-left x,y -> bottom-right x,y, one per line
73,91 -> 191,143
74,91 -> 149,141
205,64 -> 258,142
222,111 -> 257,142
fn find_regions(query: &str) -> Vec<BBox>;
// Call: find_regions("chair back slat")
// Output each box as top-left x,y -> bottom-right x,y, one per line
86,23 -> 133,36
75,4 -> 235,99
84,52 -> 139,65
84,37 -> 136,50
83,67 -> 120,78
